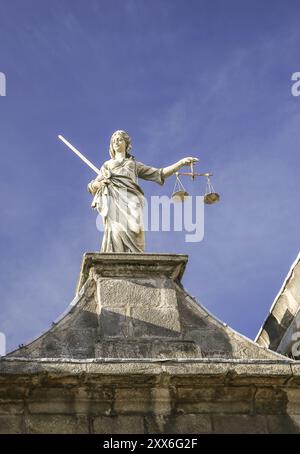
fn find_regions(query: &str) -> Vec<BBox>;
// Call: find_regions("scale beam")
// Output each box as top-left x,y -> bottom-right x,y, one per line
176,162 -> 212,180
176,172 -> 213,177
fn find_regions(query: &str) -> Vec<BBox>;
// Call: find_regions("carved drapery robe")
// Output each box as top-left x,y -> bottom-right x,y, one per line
88,157 -> 164,252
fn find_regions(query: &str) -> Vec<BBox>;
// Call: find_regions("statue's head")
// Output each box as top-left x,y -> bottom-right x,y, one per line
109,130 -> 132,159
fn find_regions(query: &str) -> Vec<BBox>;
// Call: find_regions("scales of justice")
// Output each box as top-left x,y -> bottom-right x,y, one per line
58,130 -> 220,253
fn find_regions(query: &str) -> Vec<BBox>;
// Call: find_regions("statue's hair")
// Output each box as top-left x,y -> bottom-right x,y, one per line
109,130 -> 133,159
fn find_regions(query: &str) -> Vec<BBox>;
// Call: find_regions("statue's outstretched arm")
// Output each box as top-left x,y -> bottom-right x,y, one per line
162,157 -> 198,178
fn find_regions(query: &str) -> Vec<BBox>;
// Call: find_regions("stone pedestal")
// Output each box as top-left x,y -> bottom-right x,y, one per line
85,254 -> 200,358
6,253 -> 285,360
1,253 -> 300,434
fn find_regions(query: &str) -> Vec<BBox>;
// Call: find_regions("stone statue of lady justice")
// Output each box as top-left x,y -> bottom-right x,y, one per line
87,130 -> 198,253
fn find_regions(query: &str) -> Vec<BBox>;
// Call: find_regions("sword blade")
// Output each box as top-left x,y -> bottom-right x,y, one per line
58,135 -> 101,175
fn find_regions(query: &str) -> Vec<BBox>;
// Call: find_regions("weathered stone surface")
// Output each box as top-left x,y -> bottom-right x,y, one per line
212,415 -> 268,434
0,415 -> 23,434
95,340 -> 200,358
176,386 -> 254,414
77,253 -> 188,292
0,361 -> 300,433
114,387 -> 151,414
0,357 -> 295,384
220,362 -> 293,386
26,414 -> 89,434
0,401 -> 24,415
286,388 -> 300,414
254,387 -> 288,414
98,278 -> 178,308
166,414 -> 212,434
287,415 -> 300,431
0,385 -> 28,400
151,387 -> 171,418
28,387 -> 77,414
93,415 -> 144,434
131,305 -> 181,334
266,415 -> 300,434
290,363 -> 300,379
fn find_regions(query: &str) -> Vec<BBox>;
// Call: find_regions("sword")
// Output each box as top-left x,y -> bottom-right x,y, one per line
58,135 -> 101,175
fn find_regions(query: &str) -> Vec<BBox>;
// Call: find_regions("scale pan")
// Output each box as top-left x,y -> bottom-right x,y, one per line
172,190 -> 189,202
204,192 -> 220,204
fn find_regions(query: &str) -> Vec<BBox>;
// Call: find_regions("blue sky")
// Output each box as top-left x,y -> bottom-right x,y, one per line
0,0 -> 299,352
